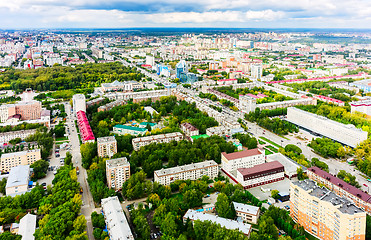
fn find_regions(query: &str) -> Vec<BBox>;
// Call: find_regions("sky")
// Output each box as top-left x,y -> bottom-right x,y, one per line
0,0 -> 370,29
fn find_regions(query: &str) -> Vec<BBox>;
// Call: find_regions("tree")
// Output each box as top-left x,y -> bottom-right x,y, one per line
30,160 -> 49,180
80,142 -> 97,169
65,151 -> 72,166
183,189 -> 203,209
271,190 -> 280,199
54,122 -> 66,138
297,167 -> 307,180
0,178 -> 6,194
215,193 -> 235,219
161,213 -> 178,238
91,212 -> 105,229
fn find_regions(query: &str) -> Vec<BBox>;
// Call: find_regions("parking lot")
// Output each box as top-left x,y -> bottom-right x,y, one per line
248,177 -> 294,201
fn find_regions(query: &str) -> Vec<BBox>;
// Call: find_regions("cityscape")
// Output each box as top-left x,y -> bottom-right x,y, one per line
0,1 -> 371,240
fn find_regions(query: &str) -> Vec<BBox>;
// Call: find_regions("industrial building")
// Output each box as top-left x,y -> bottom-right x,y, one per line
286,107 -> 368,148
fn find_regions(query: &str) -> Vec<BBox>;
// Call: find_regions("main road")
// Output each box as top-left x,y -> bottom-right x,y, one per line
64,103 -> 95,240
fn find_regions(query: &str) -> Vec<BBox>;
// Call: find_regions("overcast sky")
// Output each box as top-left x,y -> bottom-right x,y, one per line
0,0 -> 370,29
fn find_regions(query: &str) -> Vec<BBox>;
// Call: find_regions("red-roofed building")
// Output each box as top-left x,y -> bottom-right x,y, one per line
221,148 -> 265,173
76,110 -> 95,143
307,167 -> 371,214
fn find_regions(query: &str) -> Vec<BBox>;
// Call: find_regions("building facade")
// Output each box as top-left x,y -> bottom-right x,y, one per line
106,157 -> 130,190
307,167 -> 371,215
0,149 -> 41,172
180,122 -> 199,137
5,165 -> 31,196
221,148 -> 265,173
97,136 -> 117,158
233,202 -> 260,224
0,129 -> 37,144
154,160 -> 218,186
101,196 -> 134,240
72,94 -> 86,114
235,161 -> 285,189
290,180 -> 366,240
132,132 -> 184,151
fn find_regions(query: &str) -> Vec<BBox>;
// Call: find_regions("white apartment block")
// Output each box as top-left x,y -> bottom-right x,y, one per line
72,94 -> 86,114
287,107 -> 368,148
97,136 -> 117,158
206,126 -> 231,136
0,149 -> 41,172
350,100 -> 371,116
154,160 -> 218,186
233,202 -> 260,225
221,148 -> 265,173
180,122 -> 199,137
106,157 -> 130,190
132,132 -> 184,151
101,196 -> 134,240
0,129 -> 37,144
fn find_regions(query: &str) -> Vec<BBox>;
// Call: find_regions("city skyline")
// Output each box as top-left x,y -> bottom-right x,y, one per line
0,0 -> 370,29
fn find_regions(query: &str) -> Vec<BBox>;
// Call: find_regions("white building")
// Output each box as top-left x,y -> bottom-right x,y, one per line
18,213 -> 37,240
233,202 -> 260,224
251,64 -> 263,79
106,157 -> 130,190
101,196 -> 134,240
183,209 -> 252,237
97,136 -> 117,158
350,100 -> 371,116
0,129 -> 37,144
266,153 -> 301,179
206,126 -> 231,136
221,148 -> 265,173
286,107 -> 368,148
154,160 -> 218,186
236,161 -> 285,189
5,165 -> 31,196
132,132 -> 183,151
72,94 -> 86,114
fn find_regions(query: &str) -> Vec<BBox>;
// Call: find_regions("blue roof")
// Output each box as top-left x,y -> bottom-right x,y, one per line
113,125 -> 147,132
139,122 -> 157,126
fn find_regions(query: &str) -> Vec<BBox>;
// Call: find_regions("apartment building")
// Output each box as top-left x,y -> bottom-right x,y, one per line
206,126 -> 231,136
154,160 -> 218,186
290,180 -> 366,240
0,149 -> 41,172
76,111 -> 95,143
106,157 -> 130,190
183,209 -> 252,237
72,94 -> 86,114
0,129 -> 37,144
0,101 -> 42,123
221,148 -> 265,173
132,132 -> 183,151
97,100 -> 126,112
112,124 -> 148,136
0,104 -> 15,122
307,167 -> 371,215
233,202 -> 260,224
101,196 -> 134,240
235,161 -> 285,189
180,122 -> 199,137
97,136 -> 117,158
5,165 -> 31,196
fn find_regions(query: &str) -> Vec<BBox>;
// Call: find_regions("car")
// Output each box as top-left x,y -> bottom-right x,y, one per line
363,184 -> 368,187
41,182 -> 47,186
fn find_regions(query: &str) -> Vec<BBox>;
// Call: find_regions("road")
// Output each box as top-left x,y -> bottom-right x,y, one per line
64,103 -> 95,240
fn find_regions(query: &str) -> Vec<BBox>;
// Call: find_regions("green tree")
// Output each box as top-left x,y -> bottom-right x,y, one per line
65,151 -> 72,166
30,160 -> 49,180
161,213 -> 178,238
215,193 -> 236,219
271,190 -> 280,199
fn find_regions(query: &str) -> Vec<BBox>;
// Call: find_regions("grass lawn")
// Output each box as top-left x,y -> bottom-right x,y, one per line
266,145 -> 278,153
265,149 -> 273,155
55,136 -> 68,141
56,140 -> 69,144
260,137 -> 281,148
258,140 -> 266,145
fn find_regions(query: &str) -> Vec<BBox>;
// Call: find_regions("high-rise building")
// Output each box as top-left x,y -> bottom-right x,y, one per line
290,179 -> 366,240
72,94 -> 86,114
106,157 -> 130,190
176,60 -> 188,79
251,64 -> 263,79
97,136 -> 117,158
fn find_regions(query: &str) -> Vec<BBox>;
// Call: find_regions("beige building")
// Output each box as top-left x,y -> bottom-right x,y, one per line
221,148 -> 265,173
0,129 -> 37,144
97,136 -> 117,158
0,149 -> 41,172
5,165 -> 31,196
290,180 -> 366,240
106,157 -> 130,190
180,122 -> 199,137
154,160 -> 218,186
233,202 -> 260,224
132,132 -> 183,151
15,101 -> 42,120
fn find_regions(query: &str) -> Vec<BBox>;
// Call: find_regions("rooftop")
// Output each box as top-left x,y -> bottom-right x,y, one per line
1,149 -> 40,159
183,209 -> 251,235
113,124 -> 148,132
237,161 -> 284,178
97,136 -> 116,143
222,148 -> 263,161
191,134 -> 210,140
18,214 -> 37,240
233,202 -> 259,215
154,160 -> 218,178
6,165 -> 30,189
106,157 -> 130,169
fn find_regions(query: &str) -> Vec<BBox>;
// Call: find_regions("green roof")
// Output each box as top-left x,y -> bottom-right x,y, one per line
113,125 -> 148,132
139,122 -> 157,126
191,134 -> 210,140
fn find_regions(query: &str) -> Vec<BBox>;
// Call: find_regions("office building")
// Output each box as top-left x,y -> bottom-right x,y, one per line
233,202 -> 260,224
307,167 -> 371,215
132,132 -> 183,151
97,136 -> 117,158
106,157 -> 130,190
15,101 -> 42,121
235,161 -> 285,189
290,180 -> 366,240
180,122 -> 199,137
221,148 -> 265,173
18,213 -> 37,240
76,111 -> 95,143
101,196 -> 134,240
5,165 -> 31,196
266,153 -> 301,179
113,124 -> 148,136
72,94 -> 86,114
154,160 -> 218,186
176,60 -> 188,79
1,149 -> 41,172
183,209 -> 251,237
286,107 -> 368,148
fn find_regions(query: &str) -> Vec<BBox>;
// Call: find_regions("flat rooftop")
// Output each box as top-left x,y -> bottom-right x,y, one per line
6,165 -> 30,189
97,136 -> 116,143
221,148 -> 263,161
106,157 -> 130,169
154,160 -> 218,177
